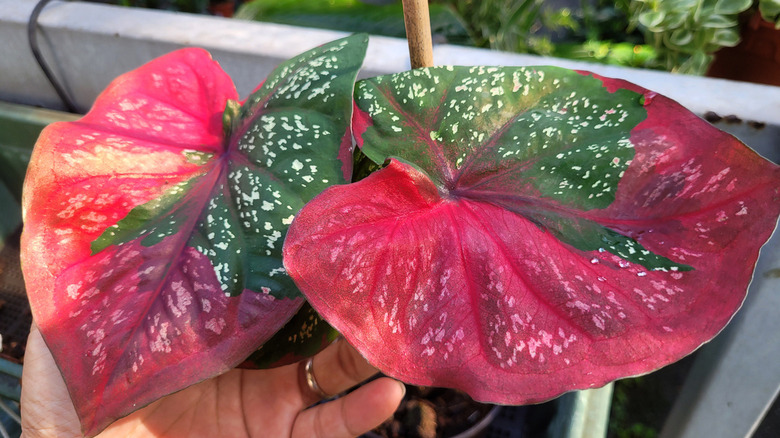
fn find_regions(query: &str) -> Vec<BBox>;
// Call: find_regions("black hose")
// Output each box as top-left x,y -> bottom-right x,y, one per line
27,0 -> 80,113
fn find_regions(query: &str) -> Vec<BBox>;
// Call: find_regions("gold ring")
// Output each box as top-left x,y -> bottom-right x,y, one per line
303,357 -> 328,399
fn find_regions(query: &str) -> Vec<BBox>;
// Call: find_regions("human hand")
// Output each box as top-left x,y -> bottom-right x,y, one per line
20,322 -> 404,438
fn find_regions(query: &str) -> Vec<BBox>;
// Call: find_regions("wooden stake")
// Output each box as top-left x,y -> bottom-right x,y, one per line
401,0 -> 434,69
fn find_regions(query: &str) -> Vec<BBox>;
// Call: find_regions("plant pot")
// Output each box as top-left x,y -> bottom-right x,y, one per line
363,382 -> 613,438
208,0 -> 235,17
707,12 -> 780,86
363,386 -> 499,438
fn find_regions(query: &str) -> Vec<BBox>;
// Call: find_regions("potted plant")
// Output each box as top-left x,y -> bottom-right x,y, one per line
624,0 -> 780,78
706,0 -> 780,85
17,9 -> 780,437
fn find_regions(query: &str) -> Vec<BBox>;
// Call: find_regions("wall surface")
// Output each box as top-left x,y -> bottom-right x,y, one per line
2,0 -> 779,127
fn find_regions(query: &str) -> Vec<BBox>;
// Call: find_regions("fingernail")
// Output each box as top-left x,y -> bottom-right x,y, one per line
396,380 -> 407,397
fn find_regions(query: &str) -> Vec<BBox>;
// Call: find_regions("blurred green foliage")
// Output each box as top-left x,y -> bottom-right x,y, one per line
547,1 -> 659,68
113,0 -> 780,76
235,0 -> 472,45
760,0 -> 780,25
233,0 -> 659,68
432,0 -> 554,54
621,0 -> 752,74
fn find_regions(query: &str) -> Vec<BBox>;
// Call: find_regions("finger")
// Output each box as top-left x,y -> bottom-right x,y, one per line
300,338 -> 379,406
292,377 -> 405,438
20,322 -> 83,437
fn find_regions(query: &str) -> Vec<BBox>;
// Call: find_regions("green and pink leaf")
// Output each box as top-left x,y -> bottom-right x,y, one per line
22,35 -> 367,436
285,66 -> 780,404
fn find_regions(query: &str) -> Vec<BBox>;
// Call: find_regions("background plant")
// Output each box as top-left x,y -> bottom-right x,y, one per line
235,0 -> 472,44
431,0 -> 561,55
542,1 -> 657,68
621,0 -> 773,74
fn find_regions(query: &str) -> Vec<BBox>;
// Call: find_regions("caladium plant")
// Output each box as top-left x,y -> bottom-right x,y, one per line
20,32 -> 780,436
21,35 -> 367,435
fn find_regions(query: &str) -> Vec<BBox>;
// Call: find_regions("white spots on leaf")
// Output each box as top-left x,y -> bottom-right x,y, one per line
419,312 -> 464,361
260,46 -> 346,104
149,321 -> 173,353
205,318 -> 226,334
265,230 -> 282,250
167,280 -> 193,318
269,267 -> 286,277
86,328 -> 107,375
110,309 -> 128,325
131,354 -> 145,373
67,282 -> 83,299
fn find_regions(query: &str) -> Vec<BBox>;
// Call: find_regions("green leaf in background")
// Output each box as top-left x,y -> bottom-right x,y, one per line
553,41 -> 659,68
669,28 -> 694,46
236,0 -> 472,45
243,302 -> 340,368
713,0 -> 752,15
759,0 -> 780,26
701,14 -> 738,29
638,10 -> 666,30
711,27 -> 741,46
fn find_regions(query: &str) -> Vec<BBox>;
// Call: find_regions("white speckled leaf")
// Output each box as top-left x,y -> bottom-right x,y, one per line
21,35 -> 367,436
285,66 -> 780,405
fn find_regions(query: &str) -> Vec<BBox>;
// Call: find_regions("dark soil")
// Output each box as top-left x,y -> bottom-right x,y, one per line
0,228 -> 30,363
367,385 -> 495,438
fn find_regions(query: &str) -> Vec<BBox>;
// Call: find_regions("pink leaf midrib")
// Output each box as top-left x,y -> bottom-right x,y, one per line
85,164 -> 226,412
456,200 -> 595,343
373,83 -> 454,182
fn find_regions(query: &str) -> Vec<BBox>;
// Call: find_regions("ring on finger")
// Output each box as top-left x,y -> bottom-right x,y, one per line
301,357 -> 329,401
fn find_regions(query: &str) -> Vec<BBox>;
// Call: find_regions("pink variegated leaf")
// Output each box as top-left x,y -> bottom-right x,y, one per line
22,34 -> 367,436
284,66 -> 780,404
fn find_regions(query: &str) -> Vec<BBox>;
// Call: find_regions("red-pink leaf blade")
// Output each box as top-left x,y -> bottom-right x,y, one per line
285,157 -> 779,403
21,49 -> 303,435
286,67 -> 780,404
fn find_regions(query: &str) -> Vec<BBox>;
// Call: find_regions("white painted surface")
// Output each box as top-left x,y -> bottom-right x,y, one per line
661,225 -> 780,438
2,0 -> 779,126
